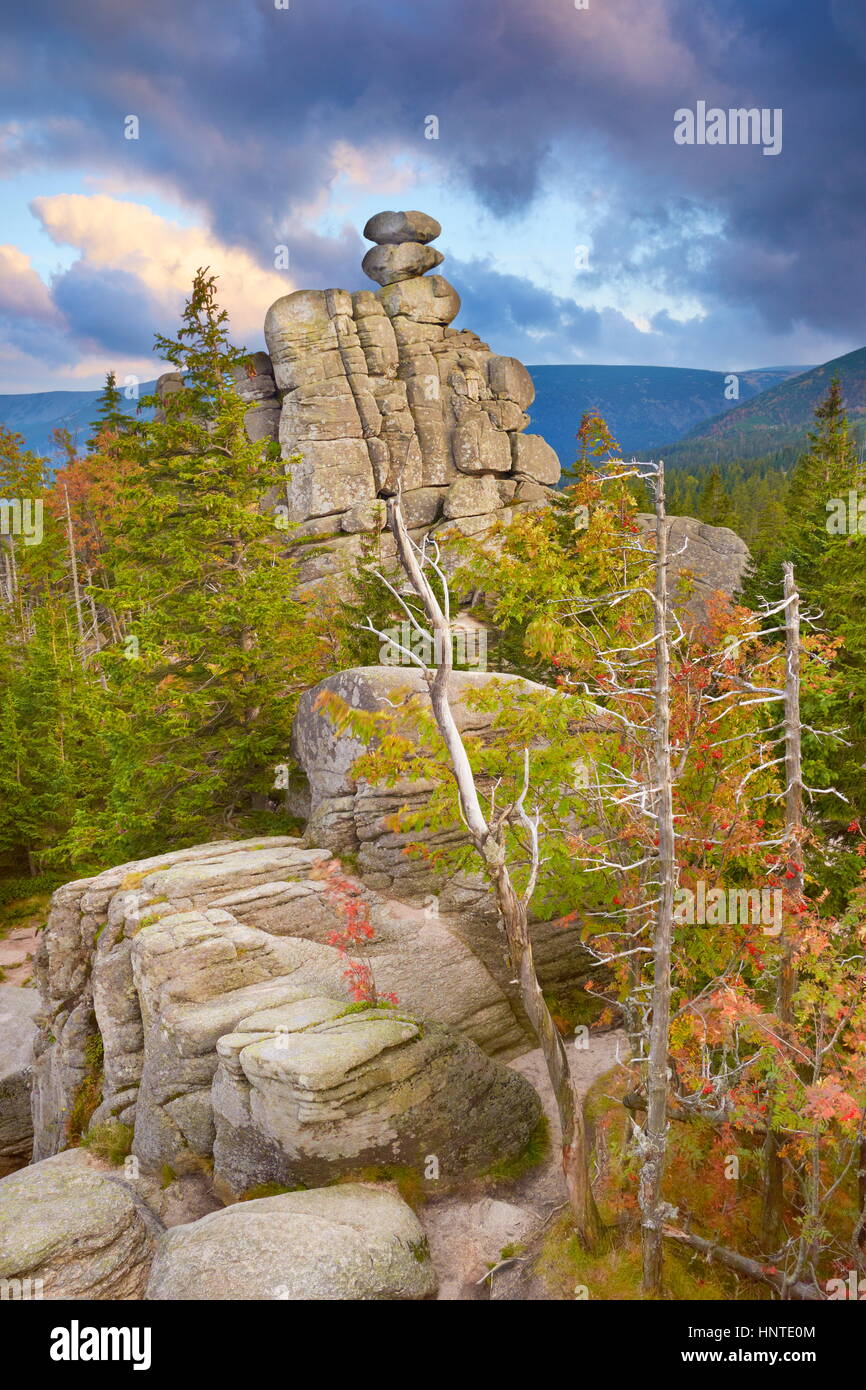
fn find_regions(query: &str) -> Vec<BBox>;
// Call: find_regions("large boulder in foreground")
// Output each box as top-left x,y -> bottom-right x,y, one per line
0,1149 -> 156,1298
0,984 -> 39,1174
32,837 -> 541,1171
146,1183 -> 436,1300
212,997 -> 542,1196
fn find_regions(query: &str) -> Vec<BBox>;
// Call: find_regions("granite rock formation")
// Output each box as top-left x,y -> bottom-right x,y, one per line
146,1183 -> 436,1301
257,210 -> 559,592
0,1149 -> 157,1299
29,828 -> 588,1175
211,997 -> 541,1197
634,514 -> 751,618
0,984 -> 40,1174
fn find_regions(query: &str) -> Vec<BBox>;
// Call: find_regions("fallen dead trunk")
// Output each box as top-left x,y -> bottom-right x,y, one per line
663,1224 -> 824,1300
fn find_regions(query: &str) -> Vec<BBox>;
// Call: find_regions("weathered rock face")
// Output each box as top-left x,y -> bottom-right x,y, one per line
635,514 -> 751,618
211,998 -> 541,1196
292,666 -> 545,868
146,1183 -> 436,1301
0,984 -> 39,1174
31,839 -> 341,1165
258,209 -> 559,591
0,1149 -> 156,1299
232,350 -> 282,444
30,828 -> 581,1175
290,663 -> 593,1005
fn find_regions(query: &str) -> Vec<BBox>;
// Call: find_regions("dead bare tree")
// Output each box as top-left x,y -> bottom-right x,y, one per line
62,482 -> 86,661
761,560 -> 803,1250
639,458 -> 677,1295
362,467 -> 850,1292
366,492 -> 604,1249
543,468 -> 845,1295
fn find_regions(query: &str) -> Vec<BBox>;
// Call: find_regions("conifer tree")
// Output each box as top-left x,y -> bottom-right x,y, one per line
697,465 -> 734,528
87,370 -> 130,449
67,269 -> 324,860
751,378 -> 862,605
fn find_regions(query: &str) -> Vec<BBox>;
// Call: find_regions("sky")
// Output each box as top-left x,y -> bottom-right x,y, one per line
0,0 -> 864,392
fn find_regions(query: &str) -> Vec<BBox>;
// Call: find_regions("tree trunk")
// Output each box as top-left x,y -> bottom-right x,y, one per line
855,1137 -> 866,1253
663,1226 -> 822,1300
388,495 -> 603,1249
63,484 -> 86,660
640,459 -> 676,1297
495,865 -> 604,1249
85,566 -> 108,691
761,561 -> 802,1254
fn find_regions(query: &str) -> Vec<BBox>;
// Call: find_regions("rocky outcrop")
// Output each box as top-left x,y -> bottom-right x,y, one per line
146,1183 -> 436,1301
292,666 -> 545,871
635,514 -> 751,618
29,646 -> 601,1177
0,984 -> 39,1174
211,998 -> 541,1197
291,664 -> 589,984
257,209 -> 558,592
0,1149 -> 156,1298
29,833 -> 581,1173
232,350 -> 283,445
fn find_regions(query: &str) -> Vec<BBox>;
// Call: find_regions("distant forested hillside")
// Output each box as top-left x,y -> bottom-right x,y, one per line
0,383 -> 156,460
666,344 -> 866,466
527,363 -> 805,463
0,365 -> 804,468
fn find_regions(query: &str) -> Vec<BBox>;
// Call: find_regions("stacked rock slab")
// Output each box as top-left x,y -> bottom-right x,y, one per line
30,834 -> 591,1174
211,997 -> 541,1196
262,209 -> 560,590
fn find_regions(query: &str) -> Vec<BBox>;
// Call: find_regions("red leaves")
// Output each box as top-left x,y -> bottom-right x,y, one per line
803,1077 -> 860,1126
313,858 -> 397,1008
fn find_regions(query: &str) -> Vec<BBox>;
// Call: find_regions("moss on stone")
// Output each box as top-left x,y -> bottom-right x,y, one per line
65,1030 -> 104,1146
238,1181 -> 308,1201
480,1113 -> 550,1185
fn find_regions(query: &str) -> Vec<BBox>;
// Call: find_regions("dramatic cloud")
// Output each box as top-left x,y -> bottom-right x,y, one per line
32,194 -> 292,343
0,195 -> 298,387
0,0 -> 864,386
0,245 -> 58,323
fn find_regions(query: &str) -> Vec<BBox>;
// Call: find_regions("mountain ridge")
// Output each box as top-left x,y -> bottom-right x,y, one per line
664,344 -> 866,465
0,366 -> 807,466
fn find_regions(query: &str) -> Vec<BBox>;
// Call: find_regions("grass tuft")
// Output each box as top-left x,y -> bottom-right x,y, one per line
82,1120 -> 134,1165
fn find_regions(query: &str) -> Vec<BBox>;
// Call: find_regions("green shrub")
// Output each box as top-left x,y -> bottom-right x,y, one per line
0,873 -> 66,909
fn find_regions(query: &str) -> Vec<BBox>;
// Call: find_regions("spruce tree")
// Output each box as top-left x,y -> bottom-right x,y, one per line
87,371 -> 131,451
76,269 -> 323,860
783,378 -> 861,596
697,466 -> 734,528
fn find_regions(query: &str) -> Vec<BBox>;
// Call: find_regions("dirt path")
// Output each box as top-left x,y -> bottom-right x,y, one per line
420,1029 -> 627,1300
0,924 -> 41,986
